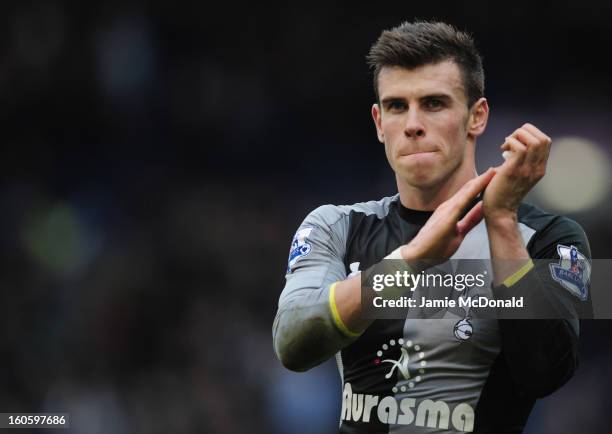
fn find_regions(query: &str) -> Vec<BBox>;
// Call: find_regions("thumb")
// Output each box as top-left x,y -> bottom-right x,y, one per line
456,200 -> 484,236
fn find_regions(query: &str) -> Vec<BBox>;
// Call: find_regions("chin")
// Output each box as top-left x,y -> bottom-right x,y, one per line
401,172 -> 442,189
396,163 -> 438,185
397,155 -> 462,189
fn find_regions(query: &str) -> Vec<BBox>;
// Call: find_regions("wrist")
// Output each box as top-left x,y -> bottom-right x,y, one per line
398,246 -> 428,273
399,245 -> 415,262
484,210 -> 518,230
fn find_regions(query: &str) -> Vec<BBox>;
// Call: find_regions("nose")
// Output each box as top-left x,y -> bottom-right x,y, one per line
404,108 -> 425,139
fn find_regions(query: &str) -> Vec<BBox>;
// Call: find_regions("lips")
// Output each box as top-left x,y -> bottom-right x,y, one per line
400,150 -> 438,156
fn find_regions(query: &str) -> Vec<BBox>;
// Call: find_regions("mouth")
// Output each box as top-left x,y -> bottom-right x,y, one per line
400,150 -> 438,157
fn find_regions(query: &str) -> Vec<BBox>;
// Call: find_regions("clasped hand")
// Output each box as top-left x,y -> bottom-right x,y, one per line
401,123 -> 551,264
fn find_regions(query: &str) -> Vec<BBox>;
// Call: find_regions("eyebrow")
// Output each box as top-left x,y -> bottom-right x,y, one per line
380,93 -> 453,105
421,93 -> 453,102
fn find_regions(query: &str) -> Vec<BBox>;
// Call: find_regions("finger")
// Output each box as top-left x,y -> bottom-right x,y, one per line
500,127 -> 542,163
501,136 -> 528,168
456,200 -> 484,236
514,128 -> 546,166
521,124 -> 552,161
522,123 -> 551,145
448,168 -> 495,217
500,128 -> 538,150
514,128 -> 540,148
503,124 -> 543,145
500,134 -> 548,165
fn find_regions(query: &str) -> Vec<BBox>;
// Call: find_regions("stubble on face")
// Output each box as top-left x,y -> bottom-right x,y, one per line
376,61 -> 473,191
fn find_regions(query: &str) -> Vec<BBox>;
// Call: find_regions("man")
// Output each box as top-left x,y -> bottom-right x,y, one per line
273,21 -> 591,433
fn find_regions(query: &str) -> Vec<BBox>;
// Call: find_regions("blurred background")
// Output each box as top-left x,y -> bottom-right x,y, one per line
1,1 -> 612,433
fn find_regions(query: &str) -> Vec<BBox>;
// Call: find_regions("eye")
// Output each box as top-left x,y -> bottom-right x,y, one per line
386,100 -> 407,112
424,98 -> 444,110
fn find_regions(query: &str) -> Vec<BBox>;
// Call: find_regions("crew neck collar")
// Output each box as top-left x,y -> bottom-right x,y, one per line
395,195 -> 482,225
396,201 -> 435,225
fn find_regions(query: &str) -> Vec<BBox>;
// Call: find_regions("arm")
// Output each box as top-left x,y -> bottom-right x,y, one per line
483,123 -> 550,285
483,124 -> 591,397
335,169 -> 495,334
272,205 -> 355,372
487,215 -> 589,396
274,170 -> 495,372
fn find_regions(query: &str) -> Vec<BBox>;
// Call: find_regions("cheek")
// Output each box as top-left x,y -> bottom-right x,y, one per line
381,122 -> 401,169
381,119 -> 401,148
381,117 -> 402,135
437,116 -> 467,152
383,141 -> 396,169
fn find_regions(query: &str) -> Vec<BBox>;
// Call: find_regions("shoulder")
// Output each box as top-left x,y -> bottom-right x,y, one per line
287,195 -> 399,270
518,202 -> 587,237
302,194 -> 399,230
518,202 -> 590,258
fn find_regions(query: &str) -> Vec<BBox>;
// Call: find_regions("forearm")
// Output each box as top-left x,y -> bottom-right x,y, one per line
333,246 -> 423,334
275,247 -> 420,372
273,285 -> 358,372
498,318 -> 578,397
486,213 -> 580,395
493,267 -> 579,396
331,276 -> 373,335
485,213 -> 531,285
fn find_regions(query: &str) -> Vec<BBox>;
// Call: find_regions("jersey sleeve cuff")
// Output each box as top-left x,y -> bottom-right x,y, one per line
502,259 -> 535,287
328,282 -> 362,338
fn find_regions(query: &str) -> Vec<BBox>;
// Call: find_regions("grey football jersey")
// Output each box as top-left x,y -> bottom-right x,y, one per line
273,194 -> 591,433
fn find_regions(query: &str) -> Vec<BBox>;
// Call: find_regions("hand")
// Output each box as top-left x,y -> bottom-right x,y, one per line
401,168 -> 495,264
483,123 -> 551,222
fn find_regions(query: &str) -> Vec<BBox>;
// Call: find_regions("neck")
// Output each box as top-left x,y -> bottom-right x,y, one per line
397,155 -> 477,211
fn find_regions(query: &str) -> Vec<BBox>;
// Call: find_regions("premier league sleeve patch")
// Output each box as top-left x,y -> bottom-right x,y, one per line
549,244 -> 591,301
287,227 -> 314,273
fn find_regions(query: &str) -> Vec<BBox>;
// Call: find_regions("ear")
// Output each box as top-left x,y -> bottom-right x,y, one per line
467,97 -> 489,138
371,103 -> 384,143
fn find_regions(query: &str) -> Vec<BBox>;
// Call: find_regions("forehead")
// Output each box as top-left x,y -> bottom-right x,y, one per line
377,61 -> 466,103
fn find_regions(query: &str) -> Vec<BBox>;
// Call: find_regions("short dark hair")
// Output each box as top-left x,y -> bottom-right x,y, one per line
366,21 -> 484,107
